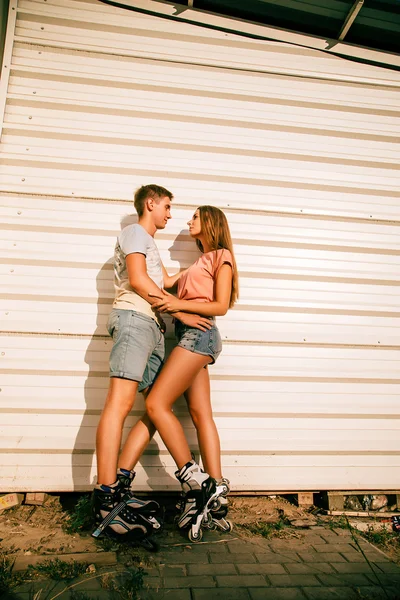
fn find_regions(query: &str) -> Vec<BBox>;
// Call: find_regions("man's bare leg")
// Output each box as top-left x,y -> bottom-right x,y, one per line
96,377 -> 139,485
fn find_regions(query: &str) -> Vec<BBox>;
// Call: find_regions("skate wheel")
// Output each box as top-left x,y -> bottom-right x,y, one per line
211,498 -> 221,510
188,528 -> 203,543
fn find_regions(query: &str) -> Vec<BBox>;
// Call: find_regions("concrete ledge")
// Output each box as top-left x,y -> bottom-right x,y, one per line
12,551 -> 118,572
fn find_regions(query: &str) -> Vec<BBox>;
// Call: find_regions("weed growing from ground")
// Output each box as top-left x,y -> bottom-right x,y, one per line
26,559 -> 89,581
237,518 -> 289,539
101,566 -> 145,600
327,515 -> 400,562
63,495 -> 93,534
0,553 -> 26,596
362,524 -> 400,550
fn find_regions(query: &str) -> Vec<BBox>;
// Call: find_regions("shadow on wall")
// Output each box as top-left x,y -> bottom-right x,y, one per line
71,217 -> 198,492
71,257 -> 114,492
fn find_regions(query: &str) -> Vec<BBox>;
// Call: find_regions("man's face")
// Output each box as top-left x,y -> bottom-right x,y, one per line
152,196 -> 172,229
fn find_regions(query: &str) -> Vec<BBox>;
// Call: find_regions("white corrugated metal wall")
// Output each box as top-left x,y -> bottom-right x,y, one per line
1,0 -> 399,492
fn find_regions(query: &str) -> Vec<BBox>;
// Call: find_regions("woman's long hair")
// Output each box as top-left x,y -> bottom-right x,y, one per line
196,205 -> 239,308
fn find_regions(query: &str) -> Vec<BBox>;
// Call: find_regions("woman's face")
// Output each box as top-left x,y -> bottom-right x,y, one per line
187,209 -> 201,238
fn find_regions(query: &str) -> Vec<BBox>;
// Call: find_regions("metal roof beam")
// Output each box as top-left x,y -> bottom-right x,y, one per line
338,0 -> 364,41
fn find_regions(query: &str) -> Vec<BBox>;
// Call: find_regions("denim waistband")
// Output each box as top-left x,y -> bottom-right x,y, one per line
175,315 -> 215,323
111,308 -> 162,329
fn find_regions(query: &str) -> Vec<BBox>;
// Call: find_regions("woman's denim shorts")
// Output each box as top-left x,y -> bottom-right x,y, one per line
174,318 -> 222,364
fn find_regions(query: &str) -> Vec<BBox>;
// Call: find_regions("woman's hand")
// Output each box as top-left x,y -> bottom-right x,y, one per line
176,313 -> 212,331
149,291 -> 183,313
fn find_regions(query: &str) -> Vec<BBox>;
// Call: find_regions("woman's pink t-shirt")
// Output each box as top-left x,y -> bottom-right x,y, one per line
177,249 -> 233,302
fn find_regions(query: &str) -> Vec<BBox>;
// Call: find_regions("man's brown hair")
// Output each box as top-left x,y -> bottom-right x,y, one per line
134,184 -> 173,217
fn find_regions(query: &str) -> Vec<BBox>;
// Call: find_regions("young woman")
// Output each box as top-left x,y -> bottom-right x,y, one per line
146,205 -> 239,540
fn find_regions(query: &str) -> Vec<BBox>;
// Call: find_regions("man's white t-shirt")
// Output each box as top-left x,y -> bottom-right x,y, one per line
113,224 -> 163,322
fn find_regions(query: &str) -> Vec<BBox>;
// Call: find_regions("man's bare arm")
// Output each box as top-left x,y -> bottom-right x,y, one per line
126,253 -> 166,306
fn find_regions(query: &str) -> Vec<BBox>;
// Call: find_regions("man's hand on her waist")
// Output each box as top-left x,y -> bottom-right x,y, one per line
149,290 -> 182,313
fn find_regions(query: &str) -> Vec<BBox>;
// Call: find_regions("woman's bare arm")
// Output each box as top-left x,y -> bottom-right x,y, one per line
161,263 -> 187,290
151,264 -> 233,317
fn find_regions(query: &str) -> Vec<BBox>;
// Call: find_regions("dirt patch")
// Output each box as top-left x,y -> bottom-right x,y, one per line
0,493 -> 314,557
0,495 -> 97,557
230,494 -> 313,524
228,495 -> 316,540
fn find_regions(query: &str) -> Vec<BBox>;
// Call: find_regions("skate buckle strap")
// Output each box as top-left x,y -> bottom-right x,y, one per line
92,499 -> 126,538
189,487 -> 220,535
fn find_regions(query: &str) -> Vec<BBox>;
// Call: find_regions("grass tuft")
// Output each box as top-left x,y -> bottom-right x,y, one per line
0,553 -> 26,596
237,518 -> 288,539
26,559 -> 89,581
361,523 -> 400,549
101,566 -> 145,600
63,495 -> 93,534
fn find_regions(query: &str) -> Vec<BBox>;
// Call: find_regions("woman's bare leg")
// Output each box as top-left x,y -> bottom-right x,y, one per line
96,377 -> 139,485
118,410 -> 156,471
146,346 -> 211,469
184,367 -> 222,480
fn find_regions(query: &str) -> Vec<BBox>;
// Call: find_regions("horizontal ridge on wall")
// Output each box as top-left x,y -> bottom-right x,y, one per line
2,191 -> 400,222
14,2 -> 400,82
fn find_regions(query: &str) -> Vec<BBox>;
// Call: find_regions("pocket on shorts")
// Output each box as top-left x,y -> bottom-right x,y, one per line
177,324 -> 200,352
107,310 -> 120,339
183,327 -> 201,346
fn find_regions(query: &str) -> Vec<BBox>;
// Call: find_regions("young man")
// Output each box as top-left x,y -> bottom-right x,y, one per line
92,184 -> 211,546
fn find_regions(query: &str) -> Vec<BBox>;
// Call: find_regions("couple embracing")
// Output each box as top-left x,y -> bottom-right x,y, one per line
92,184 -> 239,548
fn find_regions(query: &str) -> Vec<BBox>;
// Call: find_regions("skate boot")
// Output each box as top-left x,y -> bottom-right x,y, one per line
91,470 -> 162,551
175,460 -> 220,542
175,453 -> 199,514
117,467 -> 164,533
206,477 -> 233,533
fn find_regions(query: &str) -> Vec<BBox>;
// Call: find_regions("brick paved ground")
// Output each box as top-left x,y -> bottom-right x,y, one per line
9,526 -> 400,599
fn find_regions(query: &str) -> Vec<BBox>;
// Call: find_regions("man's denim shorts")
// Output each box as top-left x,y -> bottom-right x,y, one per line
107,309 -> 165,392
174,318 -> 222,364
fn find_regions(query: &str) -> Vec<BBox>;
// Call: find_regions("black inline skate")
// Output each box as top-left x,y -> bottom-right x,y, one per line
175,460 -> 224,542
91,468 -> 162,551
